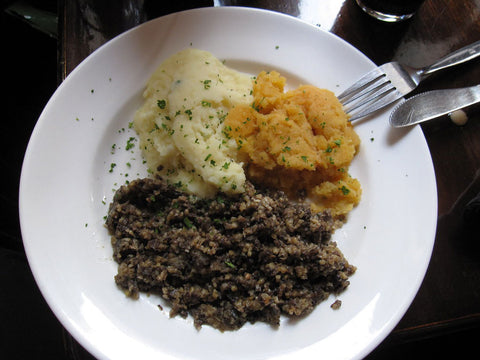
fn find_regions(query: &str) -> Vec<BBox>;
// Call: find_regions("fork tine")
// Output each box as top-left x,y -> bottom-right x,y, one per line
343,82 -> 396,112
348,89 -> 403,121
342,78 -> 391,107
337,67 -> 385,101
339,63 -> 409,121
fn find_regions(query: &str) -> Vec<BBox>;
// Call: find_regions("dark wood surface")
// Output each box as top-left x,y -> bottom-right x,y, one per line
3,0 -> 480,359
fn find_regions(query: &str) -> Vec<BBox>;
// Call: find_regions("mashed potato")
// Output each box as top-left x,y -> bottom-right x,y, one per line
133,48 -> 253,197
224,71 -> 361,216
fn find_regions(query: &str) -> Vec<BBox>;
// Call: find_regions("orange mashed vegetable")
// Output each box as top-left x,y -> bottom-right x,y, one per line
224,71 -> 361,217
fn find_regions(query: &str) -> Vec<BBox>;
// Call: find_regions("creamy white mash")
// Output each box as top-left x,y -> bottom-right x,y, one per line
133,48 -> 253,197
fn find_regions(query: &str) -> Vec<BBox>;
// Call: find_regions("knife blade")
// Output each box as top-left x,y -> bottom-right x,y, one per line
389,85 -> 480,127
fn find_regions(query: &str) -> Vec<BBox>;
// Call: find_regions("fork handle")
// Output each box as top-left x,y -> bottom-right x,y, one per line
419,40 -> 480,78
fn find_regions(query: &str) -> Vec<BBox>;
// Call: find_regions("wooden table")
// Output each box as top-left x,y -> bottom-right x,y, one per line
55,0 -> 480,357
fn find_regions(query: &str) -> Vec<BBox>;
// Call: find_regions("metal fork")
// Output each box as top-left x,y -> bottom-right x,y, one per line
339,40 -> 480,121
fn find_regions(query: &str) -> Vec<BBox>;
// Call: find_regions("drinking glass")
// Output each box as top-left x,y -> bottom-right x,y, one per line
355,0 -> 425,22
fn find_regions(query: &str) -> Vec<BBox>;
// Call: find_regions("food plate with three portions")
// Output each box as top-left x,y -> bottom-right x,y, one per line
19,7 -> 437,360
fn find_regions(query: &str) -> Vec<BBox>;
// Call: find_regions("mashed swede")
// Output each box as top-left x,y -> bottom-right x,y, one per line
224,71 -> 361,216
133,48 -> 253,197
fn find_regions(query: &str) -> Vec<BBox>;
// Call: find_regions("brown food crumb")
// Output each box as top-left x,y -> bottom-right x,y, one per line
330,299 -> 342,310
106,176 -> 355,331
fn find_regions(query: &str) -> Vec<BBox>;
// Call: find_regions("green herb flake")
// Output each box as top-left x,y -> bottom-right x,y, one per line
157,99 -> 167,109
125,137 -> 136,150
340,186 -> 350,195
173,181 -> 183,189
183,217 -> 194,229
225,261 -> 236,269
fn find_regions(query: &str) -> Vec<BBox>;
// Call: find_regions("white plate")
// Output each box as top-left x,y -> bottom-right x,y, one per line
19,6 -> 437,360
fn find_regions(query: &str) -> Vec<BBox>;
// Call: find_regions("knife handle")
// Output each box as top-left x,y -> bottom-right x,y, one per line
420,41 -> 480,78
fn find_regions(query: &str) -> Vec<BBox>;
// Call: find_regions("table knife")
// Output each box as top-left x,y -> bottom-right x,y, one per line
389,85 -> 480,127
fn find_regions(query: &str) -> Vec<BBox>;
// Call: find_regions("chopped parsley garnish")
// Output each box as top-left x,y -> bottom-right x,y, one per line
183,217 -> 194,229
157,99 -> 167,109
225,261 -> 236,269
125,137 -> 136,150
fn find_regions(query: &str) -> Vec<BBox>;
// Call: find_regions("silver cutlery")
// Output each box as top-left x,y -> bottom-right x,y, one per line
338,40 -> 480,121
389,84 -> 480,127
